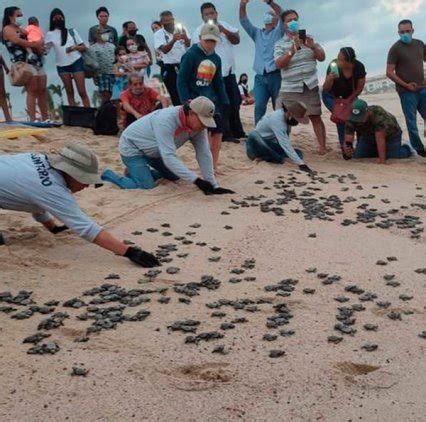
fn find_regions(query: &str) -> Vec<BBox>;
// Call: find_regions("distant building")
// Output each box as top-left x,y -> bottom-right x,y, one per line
363,75 -> 395,95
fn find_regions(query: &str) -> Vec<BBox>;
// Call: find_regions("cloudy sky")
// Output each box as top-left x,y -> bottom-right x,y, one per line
1,0 -> 425,116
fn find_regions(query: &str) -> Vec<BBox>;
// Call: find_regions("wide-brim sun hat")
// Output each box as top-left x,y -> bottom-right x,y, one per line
48,142 -> 103,187
286,101 -> 310,124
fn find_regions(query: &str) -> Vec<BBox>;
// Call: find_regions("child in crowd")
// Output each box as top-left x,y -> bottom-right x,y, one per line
125,39 -> 150,78
25,17 -> 44,63
112,46 -> 135,101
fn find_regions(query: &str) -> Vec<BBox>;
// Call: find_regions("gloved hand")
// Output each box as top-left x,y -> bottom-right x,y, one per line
213,187 -> 235,195
125,247 -> 161,268
299,164 -> 314,175
50,225 -> 69,234
194,178 -> 215,195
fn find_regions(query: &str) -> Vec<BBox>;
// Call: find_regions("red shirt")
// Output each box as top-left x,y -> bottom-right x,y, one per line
120,87 -> 159,123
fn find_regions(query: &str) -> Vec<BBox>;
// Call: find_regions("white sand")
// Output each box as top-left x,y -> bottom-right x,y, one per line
0,92 -> 425,421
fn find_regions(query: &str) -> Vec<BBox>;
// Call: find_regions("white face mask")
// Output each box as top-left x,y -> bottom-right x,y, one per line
128,44 -> 138,53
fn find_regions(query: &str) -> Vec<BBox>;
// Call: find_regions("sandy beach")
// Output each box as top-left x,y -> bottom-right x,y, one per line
0,92 -> 425,421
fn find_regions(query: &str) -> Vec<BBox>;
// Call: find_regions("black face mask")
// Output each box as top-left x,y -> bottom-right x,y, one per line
128,29 -> 137,37
286,118 -> 299,126
54,19 -> 65,30
241,79 -> 248,84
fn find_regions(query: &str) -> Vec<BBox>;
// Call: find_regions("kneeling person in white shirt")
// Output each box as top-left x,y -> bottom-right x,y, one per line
246,101 -> 314,174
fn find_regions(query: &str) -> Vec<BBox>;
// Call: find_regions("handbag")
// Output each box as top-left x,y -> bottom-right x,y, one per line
9,61 -> 33,87
330,74 -> 356,124
69,29 -> 99,78
330,98 -> 353,124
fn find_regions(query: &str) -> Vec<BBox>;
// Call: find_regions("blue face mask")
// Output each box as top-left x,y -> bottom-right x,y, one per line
287,19 -> 299,33
400,33 -> 412,44
264,13 -> 274,25
15,16 -> 24,27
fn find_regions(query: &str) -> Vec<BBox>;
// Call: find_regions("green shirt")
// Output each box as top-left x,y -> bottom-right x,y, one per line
345,105 -> 402,140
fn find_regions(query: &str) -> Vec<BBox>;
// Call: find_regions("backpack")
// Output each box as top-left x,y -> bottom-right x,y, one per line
93,101 -> 119,136
69,29 -> 100,78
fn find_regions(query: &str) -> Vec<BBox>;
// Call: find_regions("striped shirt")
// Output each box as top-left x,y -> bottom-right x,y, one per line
274,35 -> 319,93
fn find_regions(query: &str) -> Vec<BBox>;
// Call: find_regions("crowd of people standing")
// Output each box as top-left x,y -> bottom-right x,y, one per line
0,1 -> 425,265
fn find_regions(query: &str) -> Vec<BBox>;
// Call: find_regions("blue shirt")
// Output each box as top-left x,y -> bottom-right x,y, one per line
240,16 -> 283,75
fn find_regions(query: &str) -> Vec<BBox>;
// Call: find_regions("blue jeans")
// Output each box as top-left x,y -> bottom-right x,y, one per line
399,88 -> 426,153
322,91 -> 346,148
246,131 -> 303,164
253,71 -> 282,125
102,155 -> 179,190
354,133 -> 411,159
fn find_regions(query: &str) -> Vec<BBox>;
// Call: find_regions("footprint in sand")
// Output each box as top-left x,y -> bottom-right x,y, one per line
335,362 -> 380,376
158,363 -> 234,391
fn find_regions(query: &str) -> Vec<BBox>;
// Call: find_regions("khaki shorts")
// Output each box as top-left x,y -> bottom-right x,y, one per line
28,64 -> 46,77
279,85 -> 322,116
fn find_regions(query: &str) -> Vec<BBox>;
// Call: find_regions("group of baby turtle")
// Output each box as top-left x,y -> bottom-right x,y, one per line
1,170 -> 424,376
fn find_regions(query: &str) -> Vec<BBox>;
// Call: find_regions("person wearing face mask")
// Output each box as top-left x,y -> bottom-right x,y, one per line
119,21 -> 152,64
101,96 -> 235,195
88,7 -> 118,46
125,39 -> 151,78
112,46 -> 135,102
238,73 -> 255,105
2,6 -> 48,122
386,19 -> 426,157
154,11 -> 191,106
177,23 -> 230,171
90,29 -> 116,103
322,47 -> 366,155
45,8 -> 90,108
246,101 -> 313,174
240,0 -> 283,123
0,143 -> 160,268
274,9 -> 327,156
119,73 -> 168,128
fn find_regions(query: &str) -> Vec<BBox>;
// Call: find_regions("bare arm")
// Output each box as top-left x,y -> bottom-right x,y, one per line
268,0 -> 283,16
93,230 -> 128,256
219,25 -> 240,45
158,95 -> 169,108
275,42 -> 297,70
122,100 -> 142,119
141,42 -> 153,62
3,26 -> 43,53
375,131 -> 387,164
348,77 -> 365,101
386,63 -> 415,91
239,0 -> 248,19
322,72 -> 338,92
159,34 -> 178,54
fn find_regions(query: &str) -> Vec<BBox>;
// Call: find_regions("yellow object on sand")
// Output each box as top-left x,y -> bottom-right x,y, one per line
0,128 -> 48,139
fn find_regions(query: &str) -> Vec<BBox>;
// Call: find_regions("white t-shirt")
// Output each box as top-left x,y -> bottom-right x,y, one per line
193,21 -> 238,76
153,27 -> 191,65
45,28 -> 83,67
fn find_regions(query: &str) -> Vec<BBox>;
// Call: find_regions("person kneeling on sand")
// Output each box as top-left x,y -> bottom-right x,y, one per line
246,101 -> 314,174
343,99 -> 413,164
101,96 -> 235,195
0,143 -> 160,268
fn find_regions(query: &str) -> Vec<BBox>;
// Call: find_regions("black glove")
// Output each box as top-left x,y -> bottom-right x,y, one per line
194,178 -> 215,195
213,187 -> 235,195
125,247 -> 161,268
299,164 -> 314,175
50,225 -> 69,234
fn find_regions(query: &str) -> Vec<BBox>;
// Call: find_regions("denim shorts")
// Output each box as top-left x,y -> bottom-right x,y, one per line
57,57 -> 85,75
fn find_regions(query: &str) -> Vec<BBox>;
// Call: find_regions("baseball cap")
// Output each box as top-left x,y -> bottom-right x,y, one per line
189,96 -> 216,128
348,99 -> 368,123
286,101 -> 309,124
200,23 -> 220,43
48,142 -> 103,187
